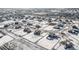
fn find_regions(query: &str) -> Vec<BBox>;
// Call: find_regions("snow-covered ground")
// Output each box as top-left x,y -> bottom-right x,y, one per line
23,32 -> 47,42
13,29 -> 27,36
54,37 -> 66,50
0,35 -> 13,46
37,35 -> 60,49
44,26 -> 54,31
0,20 -> 15,25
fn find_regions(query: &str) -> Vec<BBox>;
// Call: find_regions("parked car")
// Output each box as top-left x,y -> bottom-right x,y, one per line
47,34 -> 60,40
68,30 -> 78,35
72,25 -> 78,29
23,28 -> 31,33
34,30 -> 41,35
35,25 -> 41,28
64,42 -> 75,50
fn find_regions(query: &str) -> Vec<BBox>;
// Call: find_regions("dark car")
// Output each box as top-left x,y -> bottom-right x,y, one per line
47,34 -> 60,40
23,28 -> 31,33
54,26 -> 61,29
34,30 -> 41,35
74,29 -> 79,33
35,25 -> 41,28
58,24 -> 64,27
72,25 -> 78,29
27,23 -> 33,26
62,22 -> 66,24
64,42 -> 75,50
15,22 -> 19,25
68,30 -> 78,35
4,24 -> 9,28
15,26 -> 21,29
